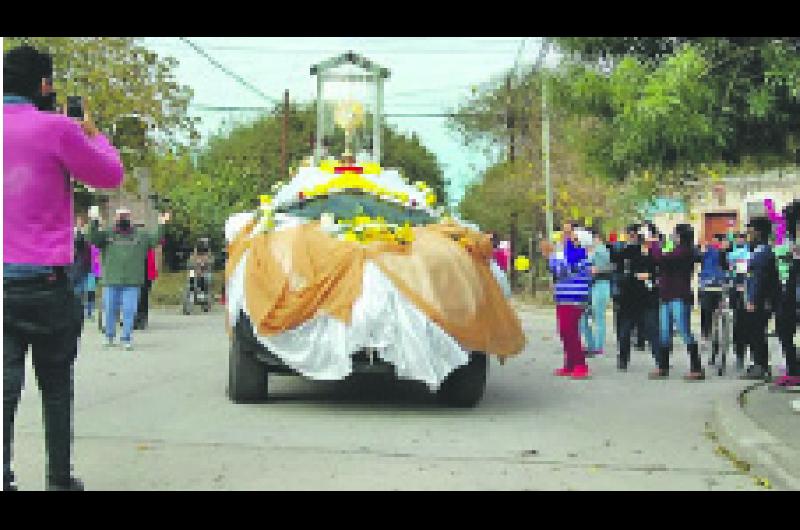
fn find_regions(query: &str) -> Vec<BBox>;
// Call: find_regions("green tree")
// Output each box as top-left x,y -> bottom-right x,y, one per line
551,37 -> 800,178
4,37 -> 198,147
450,68 -> 627,240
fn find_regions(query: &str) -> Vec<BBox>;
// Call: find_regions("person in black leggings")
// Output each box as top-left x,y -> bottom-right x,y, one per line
774,200 -> 799,388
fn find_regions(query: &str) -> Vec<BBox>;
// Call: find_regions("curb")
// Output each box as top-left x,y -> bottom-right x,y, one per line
711,383 -> 800,491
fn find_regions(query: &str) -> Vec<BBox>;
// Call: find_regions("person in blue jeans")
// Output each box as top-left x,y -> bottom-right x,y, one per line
649,224 -> 703,380
580,229 -> 614,356
88,208 -> 167,350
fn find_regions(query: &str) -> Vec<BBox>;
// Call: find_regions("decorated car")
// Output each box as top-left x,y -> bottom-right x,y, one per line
224,52 -> 525,407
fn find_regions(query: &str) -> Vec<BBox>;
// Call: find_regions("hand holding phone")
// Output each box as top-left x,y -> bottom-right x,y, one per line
67,96 -> 84,120
66,96 -> 99,137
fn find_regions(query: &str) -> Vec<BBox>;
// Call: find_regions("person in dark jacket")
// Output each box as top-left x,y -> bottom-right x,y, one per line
773,200 -> 799,388
649,224 -> 703,380
611,224 -> 660,371
740,217 -> 780,380
697,234 -> 729,361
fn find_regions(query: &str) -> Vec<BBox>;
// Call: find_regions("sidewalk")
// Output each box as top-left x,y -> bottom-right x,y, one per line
712,383 -> 800,491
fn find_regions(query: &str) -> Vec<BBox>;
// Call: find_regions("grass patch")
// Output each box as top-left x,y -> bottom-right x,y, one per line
149,271 -> 223,307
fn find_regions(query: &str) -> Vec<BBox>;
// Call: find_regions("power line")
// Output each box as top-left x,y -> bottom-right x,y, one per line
189,105 -> 502,118
163,46 -> 525,55
178,37 -> 280,104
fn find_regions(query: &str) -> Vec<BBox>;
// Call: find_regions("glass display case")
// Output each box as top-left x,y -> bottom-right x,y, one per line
311,52 -> 390,165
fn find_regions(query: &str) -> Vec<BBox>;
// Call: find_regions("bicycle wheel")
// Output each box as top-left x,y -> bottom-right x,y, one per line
718,312 -> 732,376
710,310 -> 720,366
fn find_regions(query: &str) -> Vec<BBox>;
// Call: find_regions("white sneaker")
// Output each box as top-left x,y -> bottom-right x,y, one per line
104,336 -> 115,348
122,341 -> 133,351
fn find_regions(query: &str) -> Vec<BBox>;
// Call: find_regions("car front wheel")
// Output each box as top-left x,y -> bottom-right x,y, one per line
436,352 -> 488,408
227,331 -> 269,403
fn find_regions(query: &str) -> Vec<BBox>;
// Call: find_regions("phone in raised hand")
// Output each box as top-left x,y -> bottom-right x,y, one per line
67,96 -> 84,120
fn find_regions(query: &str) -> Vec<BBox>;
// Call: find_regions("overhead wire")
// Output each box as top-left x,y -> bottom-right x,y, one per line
178,37 -> 281,105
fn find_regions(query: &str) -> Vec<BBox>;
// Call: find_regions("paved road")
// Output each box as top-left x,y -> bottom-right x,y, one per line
10,306 -> 768,490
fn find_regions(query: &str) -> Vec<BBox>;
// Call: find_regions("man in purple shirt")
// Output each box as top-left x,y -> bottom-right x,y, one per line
3,45 -> 124,491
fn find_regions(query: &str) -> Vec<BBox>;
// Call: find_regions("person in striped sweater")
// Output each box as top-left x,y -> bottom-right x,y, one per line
541,223 -> 593,379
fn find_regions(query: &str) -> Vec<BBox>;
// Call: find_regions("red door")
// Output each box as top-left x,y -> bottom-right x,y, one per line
703,212 -> 738,243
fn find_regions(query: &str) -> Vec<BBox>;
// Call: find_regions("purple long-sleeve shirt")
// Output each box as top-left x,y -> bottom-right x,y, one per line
3,103 -> 124,265
651,243 -> 694,302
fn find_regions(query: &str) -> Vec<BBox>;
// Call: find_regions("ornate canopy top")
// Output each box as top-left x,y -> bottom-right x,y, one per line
310,50 -> 390,79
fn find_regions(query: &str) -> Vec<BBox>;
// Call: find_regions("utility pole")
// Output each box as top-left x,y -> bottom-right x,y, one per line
506,76 -> 515,162
542,66 -> 553,240
510,212 -> 518,292
281,89 -> 289,180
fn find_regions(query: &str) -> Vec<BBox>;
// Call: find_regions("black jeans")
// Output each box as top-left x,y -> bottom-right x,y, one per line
775,292 -> 798,377
699,289 -> 722,339
136,279 -> 151,324
3,272 -> 81,485
617,303 -> 660,366
731,290 -> 748,361
743,309 -> 770,370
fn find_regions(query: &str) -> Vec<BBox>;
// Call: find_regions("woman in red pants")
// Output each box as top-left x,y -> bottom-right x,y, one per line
542,227 -> 593,379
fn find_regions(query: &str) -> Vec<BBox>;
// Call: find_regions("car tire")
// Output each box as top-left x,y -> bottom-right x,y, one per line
227,331 -> 269,403
436,352 -> 488,408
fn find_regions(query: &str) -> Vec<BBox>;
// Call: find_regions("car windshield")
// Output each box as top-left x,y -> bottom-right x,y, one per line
276,192 -> 436,226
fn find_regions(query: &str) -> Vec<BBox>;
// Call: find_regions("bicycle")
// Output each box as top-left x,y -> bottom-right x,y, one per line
705,281 -> 737,376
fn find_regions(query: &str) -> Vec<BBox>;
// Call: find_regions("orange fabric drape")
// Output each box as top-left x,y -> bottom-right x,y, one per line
225,220 -> 525,357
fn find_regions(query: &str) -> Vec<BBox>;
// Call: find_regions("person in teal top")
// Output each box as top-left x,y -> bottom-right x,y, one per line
580,229 -> 614,356
727,232 -> 752,371
88,207 -> 167,349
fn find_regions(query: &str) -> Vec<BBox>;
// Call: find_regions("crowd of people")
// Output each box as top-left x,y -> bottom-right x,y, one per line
539,208 -> 799,386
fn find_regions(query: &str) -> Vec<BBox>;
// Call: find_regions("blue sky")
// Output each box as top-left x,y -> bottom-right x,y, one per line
143,37 -> 555,205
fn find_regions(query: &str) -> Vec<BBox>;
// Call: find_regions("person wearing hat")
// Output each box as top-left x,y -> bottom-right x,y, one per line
739,216 -> 780,380
88,207 -> 168,349
3,44 -> 124,491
